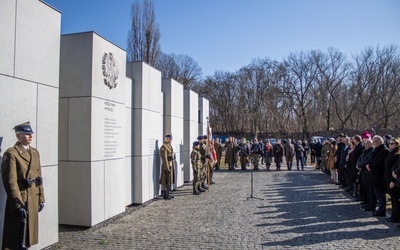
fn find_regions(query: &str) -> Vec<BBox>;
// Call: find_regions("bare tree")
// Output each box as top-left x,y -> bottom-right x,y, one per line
126,0 -> 161,65
156,53 -> 202,89
279,51 -> 318,138
196,71 -> 240,134
312,48 -> 353,130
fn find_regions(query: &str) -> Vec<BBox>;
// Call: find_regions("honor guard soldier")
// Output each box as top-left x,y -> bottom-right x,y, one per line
159,134 -> 175,200
1,122 -> 45,249
214,138 -> 223,170
197,136 -> 208,190
203,135 -> 215,185
250,138 -> 262,170
238,138 -> 249,170
190,141 -> 205,195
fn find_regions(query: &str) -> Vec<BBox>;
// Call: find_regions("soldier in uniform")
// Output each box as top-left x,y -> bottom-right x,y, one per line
203,135 -> 215,185
214,138 -> 223,170
197,136 -> 209,190
224,138 -> 234,170
159,134 -> 175,200
238,138 -> 249,170
1,122 -> 45,249
190,141 -> 205,195
250,138 -> 262,170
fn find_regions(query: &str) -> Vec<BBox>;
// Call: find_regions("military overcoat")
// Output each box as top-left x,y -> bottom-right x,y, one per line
1,142 -> 45,248
159,142 -> 175,188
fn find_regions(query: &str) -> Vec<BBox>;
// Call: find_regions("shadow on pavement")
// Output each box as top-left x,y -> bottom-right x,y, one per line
255,171 -> 400,247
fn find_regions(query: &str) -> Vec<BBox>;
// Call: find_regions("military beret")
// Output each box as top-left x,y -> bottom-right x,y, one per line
193,141 -> 200,147
203,135 -> 207,139
165,134 -> 172,139
13,121 -> 34,134
197,135 -> 204,140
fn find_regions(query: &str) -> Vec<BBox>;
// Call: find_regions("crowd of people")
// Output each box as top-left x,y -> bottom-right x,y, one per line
222,137 -> 312,172
205,132 -> 400,228
163,131 -> 400,230
316,132 -> 400,228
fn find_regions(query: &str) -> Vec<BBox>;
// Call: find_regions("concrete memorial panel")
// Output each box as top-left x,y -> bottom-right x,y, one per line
126,62 -> 163,204
183,89 -> 199,182
59,32 -> 126,226
162,79 -> 184,189
0,0 -> 60,249
198,97 -> 210,136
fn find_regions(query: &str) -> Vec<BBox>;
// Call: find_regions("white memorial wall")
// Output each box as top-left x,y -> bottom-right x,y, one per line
126,62 -> 163,204
58,32 -> 128,226
162,79 -> 185,189
0,0 -> 60,248
198,98 -> 210,136
183,89 -> 199,182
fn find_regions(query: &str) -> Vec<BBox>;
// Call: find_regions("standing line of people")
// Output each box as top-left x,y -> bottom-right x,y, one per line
322,132 -> 400,229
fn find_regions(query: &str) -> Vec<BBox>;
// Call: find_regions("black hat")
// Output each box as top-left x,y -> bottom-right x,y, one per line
13,121 -> 34,135
193,141 -> 200,147
385,134 -> 394,140
197,135 -> 204,140
203,135 -> 207,139
165,134 -> 172,139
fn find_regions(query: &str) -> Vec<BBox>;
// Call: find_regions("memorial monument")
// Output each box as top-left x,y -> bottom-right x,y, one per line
0,0 -> 60,248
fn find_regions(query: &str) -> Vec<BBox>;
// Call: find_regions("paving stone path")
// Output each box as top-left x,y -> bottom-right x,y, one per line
54,165 -> 400,249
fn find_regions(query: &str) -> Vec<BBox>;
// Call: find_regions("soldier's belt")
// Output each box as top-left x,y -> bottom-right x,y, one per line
21,177 -> 43,188
167,156 -> 174,161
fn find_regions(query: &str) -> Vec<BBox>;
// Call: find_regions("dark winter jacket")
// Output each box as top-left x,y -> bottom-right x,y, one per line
367,144 -> 389,188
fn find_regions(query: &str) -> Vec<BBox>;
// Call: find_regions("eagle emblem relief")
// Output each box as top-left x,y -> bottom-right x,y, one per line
102,52 -> 119,89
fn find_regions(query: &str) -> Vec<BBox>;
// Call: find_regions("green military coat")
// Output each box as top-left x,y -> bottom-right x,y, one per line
159,142 -> 175,189
1,142 -> 45,248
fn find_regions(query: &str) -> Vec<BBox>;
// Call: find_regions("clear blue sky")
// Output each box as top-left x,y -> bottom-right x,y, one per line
44,0 -> 400,76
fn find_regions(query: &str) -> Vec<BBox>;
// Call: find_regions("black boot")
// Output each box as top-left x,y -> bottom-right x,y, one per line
198,187 -> 206,192
163,190 -> 171,200
202,184 -> 208,190
193,189 -> 200,195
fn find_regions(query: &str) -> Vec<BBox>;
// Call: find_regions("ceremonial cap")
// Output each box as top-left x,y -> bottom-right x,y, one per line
13,121 -> 34,135
193,141 -> 200,147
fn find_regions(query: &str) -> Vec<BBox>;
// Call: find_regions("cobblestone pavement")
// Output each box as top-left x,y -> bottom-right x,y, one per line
54,164 -> 400,249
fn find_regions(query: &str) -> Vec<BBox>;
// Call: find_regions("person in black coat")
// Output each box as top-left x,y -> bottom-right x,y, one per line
357,139 -> 375,209
366,136 -> 390,216
392,159 -> 400,229
309,139 -> 316,164
295,140 -> 305,171
348,135 -> 365,199
273,140 -> 284,171
339,136 -> 351,189
335,133 -> 345,186
314,139 -> 323,169
385,139 -> 400,222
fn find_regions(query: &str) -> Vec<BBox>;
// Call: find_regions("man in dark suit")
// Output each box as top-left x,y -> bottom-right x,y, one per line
348,135 -> 365,200
366,135 -> 389,216
339,136 -> 351,189
335,133 -> 345,186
